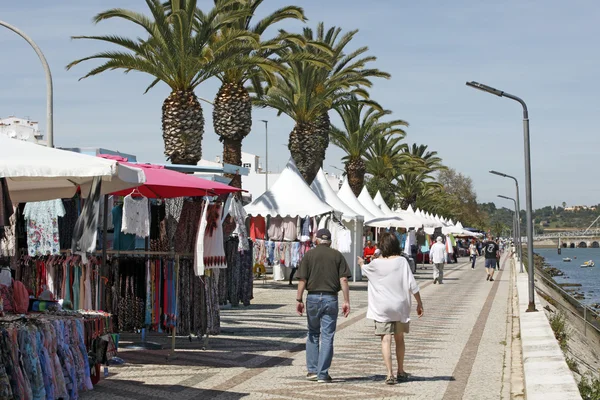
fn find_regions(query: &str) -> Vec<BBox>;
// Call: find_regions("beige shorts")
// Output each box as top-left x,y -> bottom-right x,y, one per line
374,321 -> 410,335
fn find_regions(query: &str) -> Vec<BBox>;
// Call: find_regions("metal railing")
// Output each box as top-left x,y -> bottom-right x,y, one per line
534,267 -> 600,338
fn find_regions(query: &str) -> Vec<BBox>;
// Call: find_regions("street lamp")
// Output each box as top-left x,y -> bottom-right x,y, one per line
260,120 -> 268,192
0,20 -> 53,147
467,80 -> 536,312
490,170 -> 523,271
498,195 -> 519,259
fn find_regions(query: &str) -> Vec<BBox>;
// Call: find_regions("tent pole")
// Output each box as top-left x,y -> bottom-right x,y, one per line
102,194 -> 108,309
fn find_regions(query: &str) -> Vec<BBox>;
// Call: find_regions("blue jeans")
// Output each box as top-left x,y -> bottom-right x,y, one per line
471,255 -> 477,268
306,294 -> 338,379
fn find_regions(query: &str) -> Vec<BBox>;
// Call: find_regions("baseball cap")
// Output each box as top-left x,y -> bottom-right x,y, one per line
316,228 -> 331,241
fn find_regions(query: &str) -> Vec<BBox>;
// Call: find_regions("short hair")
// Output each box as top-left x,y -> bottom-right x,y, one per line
378,232 -> 402,257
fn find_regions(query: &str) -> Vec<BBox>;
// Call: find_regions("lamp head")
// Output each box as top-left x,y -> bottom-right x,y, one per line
466,81 -> 504,97
497,195 -> 513,201
489,170 -> 507,178
260,119 -> 268,123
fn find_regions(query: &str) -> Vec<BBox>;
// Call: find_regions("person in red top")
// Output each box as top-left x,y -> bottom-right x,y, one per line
363,240 -> 376,264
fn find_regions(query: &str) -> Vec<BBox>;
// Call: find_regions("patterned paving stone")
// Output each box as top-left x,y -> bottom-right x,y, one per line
81,257 -> 514,400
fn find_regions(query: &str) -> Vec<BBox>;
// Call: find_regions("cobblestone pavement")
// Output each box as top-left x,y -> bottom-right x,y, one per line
82,256 -> 514,400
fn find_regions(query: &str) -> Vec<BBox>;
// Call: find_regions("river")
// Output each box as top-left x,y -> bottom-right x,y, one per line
536,247 -> 600,305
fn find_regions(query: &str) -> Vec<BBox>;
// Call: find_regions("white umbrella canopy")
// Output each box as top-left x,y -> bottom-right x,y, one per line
311,169 -> 361,222
0,136 -> 145,202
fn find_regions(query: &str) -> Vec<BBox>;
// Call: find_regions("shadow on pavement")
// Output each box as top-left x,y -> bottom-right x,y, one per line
90,380 -> 248,400
340,374 -> 455,383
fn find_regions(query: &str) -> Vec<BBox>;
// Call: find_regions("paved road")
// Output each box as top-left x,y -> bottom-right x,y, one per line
82,256 -> 514,400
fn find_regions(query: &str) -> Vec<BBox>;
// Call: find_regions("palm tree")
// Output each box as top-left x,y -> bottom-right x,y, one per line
331,98 -> 408,195
404,143 -> 445,172
67,0 -> 256,165
254,23 -> 389,184
210,0 -> 305,187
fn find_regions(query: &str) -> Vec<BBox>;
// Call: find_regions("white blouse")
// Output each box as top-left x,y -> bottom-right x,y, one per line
122,195 -> 150,238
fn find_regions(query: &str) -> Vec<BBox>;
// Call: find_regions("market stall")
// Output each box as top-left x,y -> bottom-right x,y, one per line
244,160 -> 350,282
311,169 -> 363,281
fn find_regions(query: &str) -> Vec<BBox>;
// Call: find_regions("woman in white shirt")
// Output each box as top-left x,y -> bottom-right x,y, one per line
469,240 -> 478,269
359,232 -> 424,385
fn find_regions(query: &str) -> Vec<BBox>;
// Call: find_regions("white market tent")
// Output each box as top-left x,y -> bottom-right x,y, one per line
244,160 -> 334,218
311,168 -> 363,281
373,191 -> 423,228
0,136 -> 145,202
337,178 -> 377,221
358,187 -> 387,218
311,169 -> 360,221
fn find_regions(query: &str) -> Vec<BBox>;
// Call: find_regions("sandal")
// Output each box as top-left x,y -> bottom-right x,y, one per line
397,372 -> 410,382
385,375 -> 396,385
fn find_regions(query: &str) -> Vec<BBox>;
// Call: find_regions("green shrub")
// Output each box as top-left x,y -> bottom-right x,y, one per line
579,374 -> 600,400
549,312 -> 569,351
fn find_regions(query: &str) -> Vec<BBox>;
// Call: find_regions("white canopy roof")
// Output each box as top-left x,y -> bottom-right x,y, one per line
244,159 -> 334,218
337,179 -> 376,221
358,187 -> 387,218
373,191 -> 423,228
0,137 -> 145,202
311,169 -> 361,221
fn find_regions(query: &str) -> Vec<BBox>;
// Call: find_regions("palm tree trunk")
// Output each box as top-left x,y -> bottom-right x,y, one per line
222,137 -> 242,190
214,82 -> 252,190
289,121 -> 320,184
162,90 -> 204,165
315,112 -> 330,170
346,157 -> 366,197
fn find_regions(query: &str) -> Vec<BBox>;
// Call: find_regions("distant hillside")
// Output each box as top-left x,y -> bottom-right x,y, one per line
480,203 -> 600,234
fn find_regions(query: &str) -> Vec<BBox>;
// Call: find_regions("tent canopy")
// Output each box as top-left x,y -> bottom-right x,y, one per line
0,136 -> 145,202
244,159 -> 334,218
337,179 -> 376,221
373,191 -> 423,228
311,169 -> 361,221
99,156 -> 240,198
358,187 -> 387,218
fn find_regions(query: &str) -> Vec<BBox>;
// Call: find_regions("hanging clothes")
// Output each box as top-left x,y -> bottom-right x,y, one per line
165,197 -> 183,250
249,216 -> 265,241
194,200 -> 210,276
23,199 -> 66,256
203,204 -> 227,270
267,216 -> 284,241
228,198 -> 249,251
58,199 -> 78,251
0,208 -> 16,258
71,176 -> 102,254
112,204 -> 136,251
122,194 -> 150,238
0,178 -> 13,241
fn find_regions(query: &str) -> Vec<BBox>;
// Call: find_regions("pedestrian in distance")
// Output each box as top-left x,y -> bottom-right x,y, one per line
363,240 -> 376,264
358,232 -> 424,385
295,228 -> 351,383
483,235 -> 500,281
429,236 -> 447,284
469,239 -> 478,269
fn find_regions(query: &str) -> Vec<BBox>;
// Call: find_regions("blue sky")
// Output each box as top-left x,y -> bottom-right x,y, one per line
1,1 -> 598,209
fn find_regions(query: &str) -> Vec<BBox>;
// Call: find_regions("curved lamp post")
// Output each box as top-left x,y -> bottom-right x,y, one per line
467,81 -> 536,312
498,195 -> 519,261
0,20 -> 53,147
490,170 -> 523,271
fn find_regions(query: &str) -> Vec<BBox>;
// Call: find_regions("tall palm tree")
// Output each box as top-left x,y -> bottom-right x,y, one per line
67,0 -> 256,165
210,0 -> 305,187
254,23 -> 389,183
404,143 -> 445,172
331,97 -> 407,195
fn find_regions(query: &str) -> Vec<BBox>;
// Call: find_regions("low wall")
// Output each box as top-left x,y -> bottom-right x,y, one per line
514,256 -> 582,400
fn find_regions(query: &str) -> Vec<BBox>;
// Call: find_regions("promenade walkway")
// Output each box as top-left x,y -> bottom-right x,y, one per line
82,256 -> 518,400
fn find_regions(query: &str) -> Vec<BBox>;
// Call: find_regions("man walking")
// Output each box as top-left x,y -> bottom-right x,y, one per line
483,235 -> 500,281
296,229 -> 351,383
429,236 -> 447,284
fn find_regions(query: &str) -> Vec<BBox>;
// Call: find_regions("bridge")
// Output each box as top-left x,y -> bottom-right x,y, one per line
530,229 -> 600,248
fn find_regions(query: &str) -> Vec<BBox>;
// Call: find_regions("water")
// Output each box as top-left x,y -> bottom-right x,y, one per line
536,247 -> 600,305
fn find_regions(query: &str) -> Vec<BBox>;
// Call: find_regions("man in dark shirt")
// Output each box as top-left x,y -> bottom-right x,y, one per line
296,228 -> 351,383
483,235 -> 500,282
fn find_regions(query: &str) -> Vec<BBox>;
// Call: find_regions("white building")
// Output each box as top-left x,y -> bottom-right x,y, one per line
0,116 -> 44,143
195,152 -> 343,203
